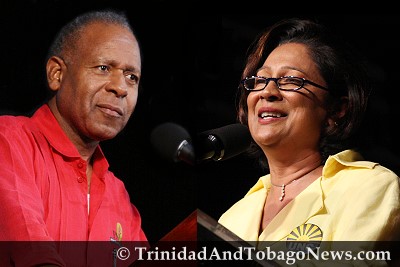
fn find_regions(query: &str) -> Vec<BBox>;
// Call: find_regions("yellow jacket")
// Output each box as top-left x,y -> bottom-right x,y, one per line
218,150 -> 400,242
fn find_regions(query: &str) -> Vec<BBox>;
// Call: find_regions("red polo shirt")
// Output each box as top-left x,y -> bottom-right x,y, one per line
0,104 -> 147,266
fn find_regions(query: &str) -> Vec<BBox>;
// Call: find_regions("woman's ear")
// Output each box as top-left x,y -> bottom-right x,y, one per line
46,56 -> 64,91
327,96 -> 349,127
336,96 -> 349,119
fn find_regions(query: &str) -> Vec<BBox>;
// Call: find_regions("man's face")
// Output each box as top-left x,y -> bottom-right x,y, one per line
54,22 -> 141,142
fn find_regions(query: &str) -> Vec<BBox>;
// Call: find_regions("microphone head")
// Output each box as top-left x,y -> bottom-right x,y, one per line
150,122 -> 195,165
198,123 -> 252,161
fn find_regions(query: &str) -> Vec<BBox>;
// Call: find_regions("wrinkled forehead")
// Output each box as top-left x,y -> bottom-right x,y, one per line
78,21 -> 137,48
68,22 -> 141,69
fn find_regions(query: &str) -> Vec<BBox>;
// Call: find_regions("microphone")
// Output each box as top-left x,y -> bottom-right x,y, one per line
194,123 -> 252,162
150,122 -> 196,165
150,122 -> 252,165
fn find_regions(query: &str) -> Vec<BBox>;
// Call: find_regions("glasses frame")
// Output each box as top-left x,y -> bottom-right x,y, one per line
241,75 -> 329,92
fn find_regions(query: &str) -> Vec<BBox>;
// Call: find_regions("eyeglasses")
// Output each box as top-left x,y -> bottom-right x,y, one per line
241,76 -> 329,92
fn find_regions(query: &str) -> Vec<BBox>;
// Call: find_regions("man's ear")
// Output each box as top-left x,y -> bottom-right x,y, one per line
46,56 -> 64,91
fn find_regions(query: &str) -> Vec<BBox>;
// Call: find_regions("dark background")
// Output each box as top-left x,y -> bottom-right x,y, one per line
1,1 -> 399,243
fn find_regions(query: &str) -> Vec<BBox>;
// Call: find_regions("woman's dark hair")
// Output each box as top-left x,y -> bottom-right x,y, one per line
236,18 -> 372,170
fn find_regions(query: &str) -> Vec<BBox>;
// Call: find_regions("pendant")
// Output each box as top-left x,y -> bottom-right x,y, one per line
279,184 -> 285,201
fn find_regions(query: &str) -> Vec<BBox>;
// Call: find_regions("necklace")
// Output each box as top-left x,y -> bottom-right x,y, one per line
270,178 -> 298,202
270,165 -> 321,202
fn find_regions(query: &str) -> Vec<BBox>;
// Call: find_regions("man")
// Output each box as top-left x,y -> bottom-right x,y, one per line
0,10 -> 147,266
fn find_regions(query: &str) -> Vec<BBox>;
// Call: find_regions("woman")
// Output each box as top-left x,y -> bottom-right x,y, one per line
218,18 -> 400,246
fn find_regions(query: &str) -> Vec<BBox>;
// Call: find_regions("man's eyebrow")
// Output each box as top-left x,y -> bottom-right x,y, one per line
124,65 -> 141,73
96,58 -> 141,73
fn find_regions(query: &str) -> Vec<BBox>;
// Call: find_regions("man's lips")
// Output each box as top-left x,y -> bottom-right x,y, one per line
97,104 -> 123,117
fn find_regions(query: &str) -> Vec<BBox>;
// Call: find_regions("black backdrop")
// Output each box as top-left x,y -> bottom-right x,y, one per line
1,1 -> 400,243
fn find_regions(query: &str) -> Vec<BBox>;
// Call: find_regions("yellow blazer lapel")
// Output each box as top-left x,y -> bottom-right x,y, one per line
229,188 -> 267,241
218,177 -> 267,241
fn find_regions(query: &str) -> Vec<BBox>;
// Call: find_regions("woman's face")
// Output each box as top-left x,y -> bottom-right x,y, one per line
246,42 -> 330,153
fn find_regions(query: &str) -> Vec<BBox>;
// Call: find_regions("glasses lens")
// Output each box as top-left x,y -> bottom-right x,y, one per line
278,77 -> 303,90
244,77 -> 266,90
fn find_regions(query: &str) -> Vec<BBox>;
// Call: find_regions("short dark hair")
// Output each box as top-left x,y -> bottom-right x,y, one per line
47,9 -> 135,61
237,18 -> 372,170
